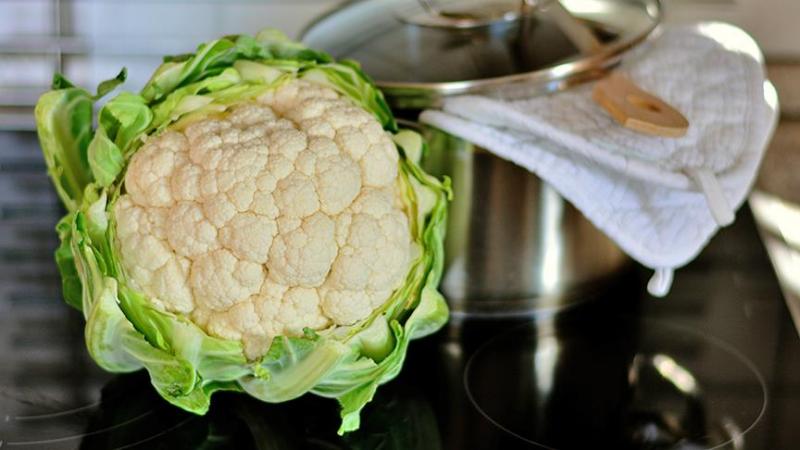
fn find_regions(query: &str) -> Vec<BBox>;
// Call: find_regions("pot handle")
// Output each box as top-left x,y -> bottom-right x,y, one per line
527,0 -> 604,53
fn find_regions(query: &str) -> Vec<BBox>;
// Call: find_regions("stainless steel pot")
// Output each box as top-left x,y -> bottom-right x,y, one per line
303,0 -> 661,316
417,123 -> 630,315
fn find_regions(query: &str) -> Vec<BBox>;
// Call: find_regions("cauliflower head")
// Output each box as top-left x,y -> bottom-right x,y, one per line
116,80 -> 413,359
34,30 -> 449,435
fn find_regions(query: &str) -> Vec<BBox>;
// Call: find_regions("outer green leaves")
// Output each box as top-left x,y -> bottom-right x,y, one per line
55,214 -> 82,310
301,61 -> 396,132
140,29 -> 394,132
99,92 -> 154,155
141,39 -> 234,103
240,337 -> 350,403
35,71 -> 129,210
94,68 -> 127,100
35,85 -> 94,211
254,29 -> 332,63
87,128 -> 124,187
149,67 -> 241,128
84,277 -> 142,373
86,91 -> 154,188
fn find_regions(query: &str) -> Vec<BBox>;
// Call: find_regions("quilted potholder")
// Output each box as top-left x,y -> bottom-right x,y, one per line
420,23 -> 779,296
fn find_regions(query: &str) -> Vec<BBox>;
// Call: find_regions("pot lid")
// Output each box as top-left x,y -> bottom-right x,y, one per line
302,0 -> 662,109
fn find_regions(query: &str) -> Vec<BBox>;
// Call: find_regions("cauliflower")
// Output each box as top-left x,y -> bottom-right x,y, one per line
35,30 -> 449,435
115,80 -> 412,359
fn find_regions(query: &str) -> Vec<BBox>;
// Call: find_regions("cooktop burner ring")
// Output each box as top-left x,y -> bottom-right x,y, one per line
463,316 -> 768,450
0,372 -> 200,449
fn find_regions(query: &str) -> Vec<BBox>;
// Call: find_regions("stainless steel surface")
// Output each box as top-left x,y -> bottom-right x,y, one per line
419,123 -> 630,316
302,0 -> 662,109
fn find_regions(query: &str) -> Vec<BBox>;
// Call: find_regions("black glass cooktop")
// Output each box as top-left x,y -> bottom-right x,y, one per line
1,130 -> 799,449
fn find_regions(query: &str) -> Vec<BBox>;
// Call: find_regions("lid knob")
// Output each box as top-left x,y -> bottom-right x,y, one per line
409,0 -> 602,56
408,0 -> 542,29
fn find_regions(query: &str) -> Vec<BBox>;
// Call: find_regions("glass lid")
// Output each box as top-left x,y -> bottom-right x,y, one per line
302,0 -> 662,108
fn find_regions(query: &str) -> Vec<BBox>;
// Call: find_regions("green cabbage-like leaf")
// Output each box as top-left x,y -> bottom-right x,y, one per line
35,83 -> 93,210
55,214 -> 83,310
34,29 -> 449,434
87,128 -> 124,187
98,92 -> 154,154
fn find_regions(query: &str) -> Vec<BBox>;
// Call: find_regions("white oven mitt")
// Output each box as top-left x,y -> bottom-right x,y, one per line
420,23 -> 779,296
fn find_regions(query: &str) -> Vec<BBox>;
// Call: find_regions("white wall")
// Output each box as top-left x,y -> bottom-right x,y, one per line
665,0 -> 800,58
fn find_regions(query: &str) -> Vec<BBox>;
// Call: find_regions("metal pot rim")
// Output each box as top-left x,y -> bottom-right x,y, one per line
301,0 -> 663,108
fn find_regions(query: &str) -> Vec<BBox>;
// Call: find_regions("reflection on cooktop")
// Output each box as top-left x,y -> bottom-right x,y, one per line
1,130 -> 799,449
1,370 -> 441,449
464,317 -> 765,449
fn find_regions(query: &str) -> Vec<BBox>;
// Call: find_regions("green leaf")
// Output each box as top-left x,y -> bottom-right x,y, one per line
70,212 -> 104,314
143,39 -> 238,103
354,315 -> 395,362
149,67 -> 241,130
83,189 -> 112,258
141,61 -> 185,103
180,39 -> 238,85
35,88 -> 94,211
122,330 -> 199,402
240,337 -> 349,403
55,214 -> 82,310
36,70 -> 133,211
163,53 -> 194,63
255,28 -> 332,63
51,72 -> 75,90
87,128 -> 124,187
254,58 -> 305,73
70,209 -> 141,372
393,130 -> 424,164
202,81 -> 282,105
233,34 -> 270,60
337,382 -> 379,435
98,92 -> 153,154
84,276 -> 143,373
116,282 -> 250,375
233,59 -> 284,84
94,68 -> 127,100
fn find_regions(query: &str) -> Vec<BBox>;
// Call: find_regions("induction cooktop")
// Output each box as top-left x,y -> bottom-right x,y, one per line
1,130 -> 798,449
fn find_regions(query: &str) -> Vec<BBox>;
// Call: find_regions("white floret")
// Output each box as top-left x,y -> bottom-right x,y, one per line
166,201 -> 219,257
114,78 -> 412,359
267,212 -> 337,287
190,249 -> 264,311
219,212 -> 276,264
